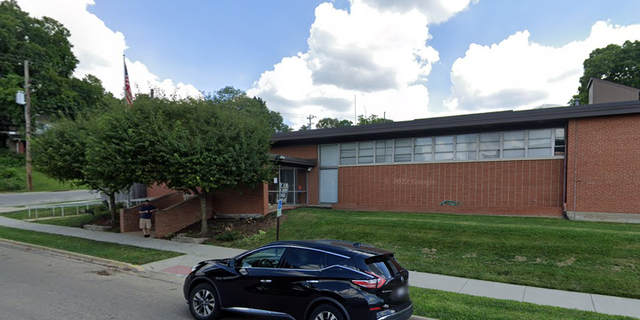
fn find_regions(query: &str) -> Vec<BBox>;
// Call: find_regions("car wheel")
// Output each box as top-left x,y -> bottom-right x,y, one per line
189,283 -> 221,320
309,304 -> 344,320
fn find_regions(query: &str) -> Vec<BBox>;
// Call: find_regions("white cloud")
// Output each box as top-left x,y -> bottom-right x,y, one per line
248,0 -> 456,129
446,21 -> 640,112
360,0 -> 477,24
13,0 -> 201,100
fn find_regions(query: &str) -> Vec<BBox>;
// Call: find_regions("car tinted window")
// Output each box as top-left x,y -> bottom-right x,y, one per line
326,253 -> 348,267
283,248 -> 326,270
239,247 -> 286,269
365,256 -> 401,279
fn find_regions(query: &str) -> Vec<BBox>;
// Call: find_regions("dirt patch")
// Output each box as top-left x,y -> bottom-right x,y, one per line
422,248 -> 437,254
556,257 -> 576,267
91,269 -> 115,276
462,253 -> 477,259
514,256 -> 527,262
535,258 -> 543,264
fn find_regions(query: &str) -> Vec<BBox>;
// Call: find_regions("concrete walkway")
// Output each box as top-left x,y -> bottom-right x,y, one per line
0,215 -> 639,319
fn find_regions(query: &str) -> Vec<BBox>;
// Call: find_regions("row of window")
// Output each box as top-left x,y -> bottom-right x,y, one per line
338,128 -> 565,165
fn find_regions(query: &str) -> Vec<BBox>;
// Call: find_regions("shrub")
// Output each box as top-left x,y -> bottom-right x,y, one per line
0,167 -> 24,191
215,231 -> 242,242
0,150 -> 25,167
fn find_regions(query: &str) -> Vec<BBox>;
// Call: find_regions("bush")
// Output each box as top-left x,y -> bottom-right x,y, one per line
215,231 -> 242,242
0,149 -> 25,167
0,167 -> 24,191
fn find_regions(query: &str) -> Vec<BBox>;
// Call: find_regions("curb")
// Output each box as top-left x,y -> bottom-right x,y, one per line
0,238 -> 146,272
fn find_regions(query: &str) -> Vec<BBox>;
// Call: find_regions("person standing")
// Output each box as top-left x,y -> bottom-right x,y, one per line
138,200 -> 156,238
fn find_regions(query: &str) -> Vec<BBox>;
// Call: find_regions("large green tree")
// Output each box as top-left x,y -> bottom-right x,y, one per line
0,0 -> 113,129
572,40 -> 640,105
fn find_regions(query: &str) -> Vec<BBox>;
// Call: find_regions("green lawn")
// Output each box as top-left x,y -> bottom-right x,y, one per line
0,226 -> 181,264
211,208 -> 640,299
411,287 -> 634,320
2,204 -> 105,221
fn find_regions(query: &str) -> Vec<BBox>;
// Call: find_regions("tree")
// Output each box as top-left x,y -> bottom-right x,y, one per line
144,97 -> 274,235
299,124 -> 311,131
572,40 -> 640,105
357,114 -> 394,125
0,1 -> 112,128
316,117 -> 353,129
205,86 -> 292,132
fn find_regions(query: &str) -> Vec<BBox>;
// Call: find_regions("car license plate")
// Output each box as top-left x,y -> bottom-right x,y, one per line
396,286 -> 407,297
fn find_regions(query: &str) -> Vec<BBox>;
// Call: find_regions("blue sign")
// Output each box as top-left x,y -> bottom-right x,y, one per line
277,200 -> 282,217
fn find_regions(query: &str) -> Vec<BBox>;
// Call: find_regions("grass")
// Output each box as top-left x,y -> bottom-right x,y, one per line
210,208 -> 640,299
411,286 -> 635,320
34,213 -> 106,227
0,225 -> 181,265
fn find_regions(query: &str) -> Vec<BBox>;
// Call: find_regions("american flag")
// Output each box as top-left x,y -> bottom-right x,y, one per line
124,56 -> 133,107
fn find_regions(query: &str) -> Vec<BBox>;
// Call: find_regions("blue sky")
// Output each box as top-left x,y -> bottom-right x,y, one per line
13,0 -> 640,128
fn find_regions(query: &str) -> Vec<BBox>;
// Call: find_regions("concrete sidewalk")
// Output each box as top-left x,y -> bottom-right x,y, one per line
1,215 -> 639,318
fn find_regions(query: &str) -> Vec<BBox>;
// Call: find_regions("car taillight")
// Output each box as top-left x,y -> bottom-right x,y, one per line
352,271 -> 386,289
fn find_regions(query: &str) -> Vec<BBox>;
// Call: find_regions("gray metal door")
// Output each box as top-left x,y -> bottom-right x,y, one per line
319,145 -> 338,203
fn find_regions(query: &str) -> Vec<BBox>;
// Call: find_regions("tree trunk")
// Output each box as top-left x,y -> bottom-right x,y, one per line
108,192 -> 117,227
199,194 -> 208,236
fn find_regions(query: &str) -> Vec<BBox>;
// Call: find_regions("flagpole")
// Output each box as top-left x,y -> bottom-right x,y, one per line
123,54 -> 133,108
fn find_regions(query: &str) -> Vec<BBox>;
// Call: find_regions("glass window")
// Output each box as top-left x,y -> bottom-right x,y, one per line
435,135 -> 454,160
282,248 -> 326,270
414,137 -> 433,162
239,247 -> 286,269
554,128 -> 565,155
375,140 -> 393,163
528,129 -> 552,157
479,132 -> 501,159
340,143 -> 356,165
503,131 -> 525,158
358,141 -> 374,164
394,139 -> 412,162
456,134 -> 477,160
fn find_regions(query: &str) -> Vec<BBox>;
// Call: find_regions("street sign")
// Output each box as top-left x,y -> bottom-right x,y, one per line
277,200 -> 282,217
16,91 -> 25,105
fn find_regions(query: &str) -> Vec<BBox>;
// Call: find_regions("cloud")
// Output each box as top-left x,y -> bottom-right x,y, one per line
13,0 -> 201,100
360,0 -> 477,24
445,21 -> 640,112
249,0 -> 456,129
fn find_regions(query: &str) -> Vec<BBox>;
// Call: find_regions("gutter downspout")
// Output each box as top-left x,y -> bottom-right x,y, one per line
571,120 -> 579,220
562,122 -> 568,219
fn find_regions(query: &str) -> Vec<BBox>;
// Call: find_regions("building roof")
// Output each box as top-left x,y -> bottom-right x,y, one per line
272,100 -> 640,145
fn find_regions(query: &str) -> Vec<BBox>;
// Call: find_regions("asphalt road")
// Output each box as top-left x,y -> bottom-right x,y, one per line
0,190 -> 100,207
0,242 -> 253,320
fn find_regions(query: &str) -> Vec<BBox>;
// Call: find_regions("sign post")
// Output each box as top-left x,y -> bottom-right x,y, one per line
276,183 -> 288,241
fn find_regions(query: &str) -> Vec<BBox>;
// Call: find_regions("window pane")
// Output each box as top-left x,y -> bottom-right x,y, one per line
414,145 -> 433,153
529,148 -> 551,157
394,139 -> 412,162
480,150 -> 500,159
504,140 -> 525,149
414,153 -> 433,161
395,139 -> 411,148
283,249 -> 326,270
240,247 -> 286,268
340,142 -> 356,165
394,154 -> 412,162
415,138 -> 432,146
504,149 -> 525,158
456,142 -> 477,152
480,132 -> 500,142
480,142 -> 500,150
435,144 -> 454,152
504,131 -> 525,140
529,129 -> 551,139
435,136 -> 454,144
457,134 -> 477,143
555,128 -> 565,139
358,156 -> 373,164
528,138 -> 551,148
435,152 -> 454,160
456,151 -> 477,160
375,140 -> 392,163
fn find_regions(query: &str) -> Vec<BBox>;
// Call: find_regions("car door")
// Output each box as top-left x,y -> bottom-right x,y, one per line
215,246 -> 286,310
267,248 -> 328,318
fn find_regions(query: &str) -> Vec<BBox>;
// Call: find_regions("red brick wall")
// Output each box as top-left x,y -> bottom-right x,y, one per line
155,196 -> 213,238
119,192 -> 184,233
208,183 -> 268,216
147,184 -> 174,198
271,144 -> 319,204
334,159 -> 564,216
566,115 -> 640,214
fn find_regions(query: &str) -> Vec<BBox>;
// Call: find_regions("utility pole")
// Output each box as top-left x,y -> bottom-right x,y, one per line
24,60 -> 33,191
306,114 -> 316,129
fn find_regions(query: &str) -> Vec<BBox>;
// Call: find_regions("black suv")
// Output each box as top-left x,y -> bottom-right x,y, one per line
183,240 -> 413,320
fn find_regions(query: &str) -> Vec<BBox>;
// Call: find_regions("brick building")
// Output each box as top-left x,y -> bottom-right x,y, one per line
141,79 -> 640,236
